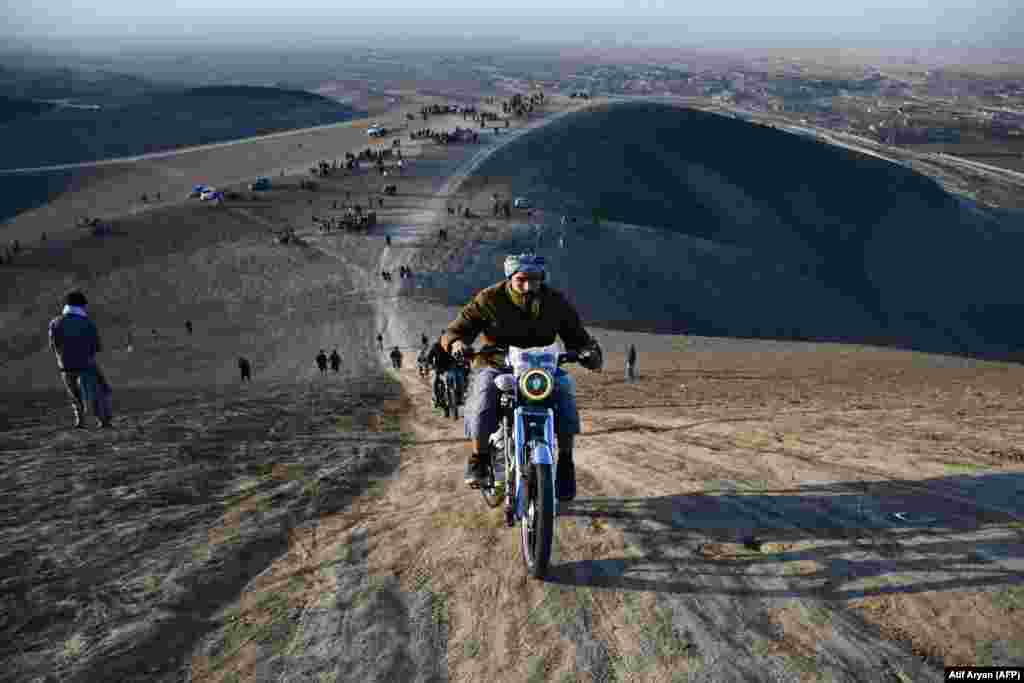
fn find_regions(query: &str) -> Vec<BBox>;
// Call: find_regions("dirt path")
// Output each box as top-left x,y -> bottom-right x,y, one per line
282,345 -> 1022,683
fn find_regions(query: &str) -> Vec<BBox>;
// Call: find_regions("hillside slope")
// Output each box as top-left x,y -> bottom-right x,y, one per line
0,85 -> 359,169
456,101 -> 1024,358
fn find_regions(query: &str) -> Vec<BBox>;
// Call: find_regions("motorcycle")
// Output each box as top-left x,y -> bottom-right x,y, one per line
434,367 -> 463,420
417,352 -> 431,380
468,343 -> 582,578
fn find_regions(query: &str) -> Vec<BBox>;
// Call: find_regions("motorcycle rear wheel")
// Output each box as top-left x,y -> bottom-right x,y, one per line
521,461 -> 554,578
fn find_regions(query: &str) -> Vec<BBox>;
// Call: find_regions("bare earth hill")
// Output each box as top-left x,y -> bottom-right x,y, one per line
459,101 -> 1024,359
1,95 -> 1022,682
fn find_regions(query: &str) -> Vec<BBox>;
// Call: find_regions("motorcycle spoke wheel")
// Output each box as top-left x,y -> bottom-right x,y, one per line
521,462 -> 554,578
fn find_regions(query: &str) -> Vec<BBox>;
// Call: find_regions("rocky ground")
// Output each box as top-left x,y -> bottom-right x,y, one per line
1,94 -> 1023,683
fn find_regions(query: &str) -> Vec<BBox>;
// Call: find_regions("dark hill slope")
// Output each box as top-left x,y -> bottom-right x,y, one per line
0,86 -> 358,169
468,101 -> 1024,357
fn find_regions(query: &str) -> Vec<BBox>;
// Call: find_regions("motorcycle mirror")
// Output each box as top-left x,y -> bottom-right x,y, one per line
494,375 -> 517,392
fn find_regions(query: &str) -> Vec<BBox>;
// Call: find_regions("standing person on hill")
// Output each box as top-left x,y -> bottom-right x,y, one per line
48,290 -> 113,429
625,343 -> 638,382
377,333 -> 384,352
315,350 -> 328,374
185,320 -> 193,335
238,357 -> 252,382
329,348 -> 341,373
441,254 -> 603,499
389,346 -> 403,370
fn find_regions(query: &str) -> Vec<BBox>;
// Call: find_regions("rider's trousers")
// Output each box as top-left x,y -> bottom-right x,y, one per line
464,367 -> 580,453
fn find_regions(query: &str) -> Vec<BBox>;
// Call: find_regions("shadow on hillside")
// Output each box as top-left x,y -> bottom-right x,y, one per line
550,472 -> 1024,600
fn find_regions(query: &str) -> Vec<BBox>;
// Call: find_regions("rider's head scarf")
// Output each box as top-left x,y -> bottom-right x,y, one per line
503,253 -> 546,280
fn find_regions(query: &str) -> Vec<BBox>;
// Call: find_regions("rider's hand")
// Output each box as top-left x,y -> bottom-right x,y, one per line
450,340 -> 468,361
579,340 -> 604,372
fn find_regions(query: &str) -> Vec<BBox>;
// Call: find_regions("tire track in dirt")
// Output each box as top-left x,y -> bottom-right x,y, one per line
567,403 -> 1024,679
562,428 -> 937,681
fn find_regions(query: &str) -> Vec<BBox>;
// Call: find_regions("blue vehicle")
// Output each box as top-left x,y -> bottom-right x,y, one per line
473,342 -> 587,578
250,177 -> 271,191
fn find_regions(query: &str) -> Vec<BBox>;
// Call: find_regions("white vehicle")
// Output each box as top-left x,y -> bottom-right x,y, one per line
367,123 -> 388,137
513,197 -> 531,209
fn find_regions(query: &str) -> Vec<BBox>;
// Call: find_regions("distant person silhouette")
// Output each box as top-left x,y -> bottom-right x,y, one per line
386,235 -> 392,247
238,357 -> 252,382
329,348 -> 341,373
185,320 -> 193,335
315,350 -> 328,374
390,346 -> 403,370
377,334 -> 384,352
625,344 -> 637,382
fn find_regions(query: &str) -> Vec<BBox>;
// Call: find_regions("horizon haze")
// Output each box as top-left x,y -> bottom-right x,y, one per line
5,0 -> 1023,52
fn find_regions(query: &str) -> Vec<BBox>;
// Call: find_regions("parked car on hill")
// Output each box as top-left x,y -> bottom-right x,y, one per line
200,189 -> 221,201
249,177 -> 271,191
513,197 -> 531,209
367,124 -> 388,137
189,185 -> 211,198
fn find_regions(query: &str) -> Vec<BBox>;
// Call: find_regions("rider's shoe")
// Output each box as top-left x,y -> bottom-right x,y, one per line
464,452 -> 488,488
556,453 -> 576,501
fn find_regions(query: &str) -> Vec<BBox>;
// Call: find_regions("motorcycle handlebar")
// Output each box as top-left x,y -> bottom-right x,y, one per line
461,345 -> 582,366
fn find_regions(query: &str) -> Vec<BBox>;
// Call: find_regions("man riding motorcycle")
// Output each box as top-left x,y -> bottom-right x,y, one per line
441,253 -> 603,501
425,332 -> 467,409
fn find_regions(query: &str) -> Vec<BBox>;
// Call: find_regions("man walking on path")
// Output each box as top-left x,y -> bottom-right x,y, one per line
329,348 -> 341,373
625,343 -> 638,382
185,320 -> 193,335
238,357 -> 252,382
377,334 -> 384,352
315,350 -> 328,374
48,290 -> 113,429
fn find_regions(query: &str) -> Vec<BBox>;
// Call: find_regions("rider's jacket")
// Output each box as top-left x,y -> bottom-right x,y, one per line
442,280 -> 593,370
426,341 -> 456,373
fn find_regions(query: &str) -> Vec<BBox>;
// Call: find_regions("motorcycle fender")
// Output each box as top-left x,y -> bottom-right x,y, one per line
513,411 -> 528,520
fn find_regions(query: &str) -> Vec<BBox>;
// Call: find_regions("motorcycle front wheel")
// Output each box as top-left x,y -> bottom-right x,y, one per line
521,461 -> 554,578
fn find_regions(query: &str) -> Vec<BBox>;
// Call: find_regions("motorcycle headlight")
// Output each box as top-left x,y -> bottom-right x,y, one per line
519,369 -> 553,401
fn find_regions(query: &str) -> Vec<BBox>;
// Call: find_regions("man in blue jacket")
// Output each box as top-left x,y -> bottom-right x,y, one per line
48,290 -> 112,429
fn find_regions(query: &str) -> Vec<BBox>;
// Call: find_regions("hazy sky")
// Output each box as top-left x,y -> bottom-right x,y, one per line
5,0 -> 1021,50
